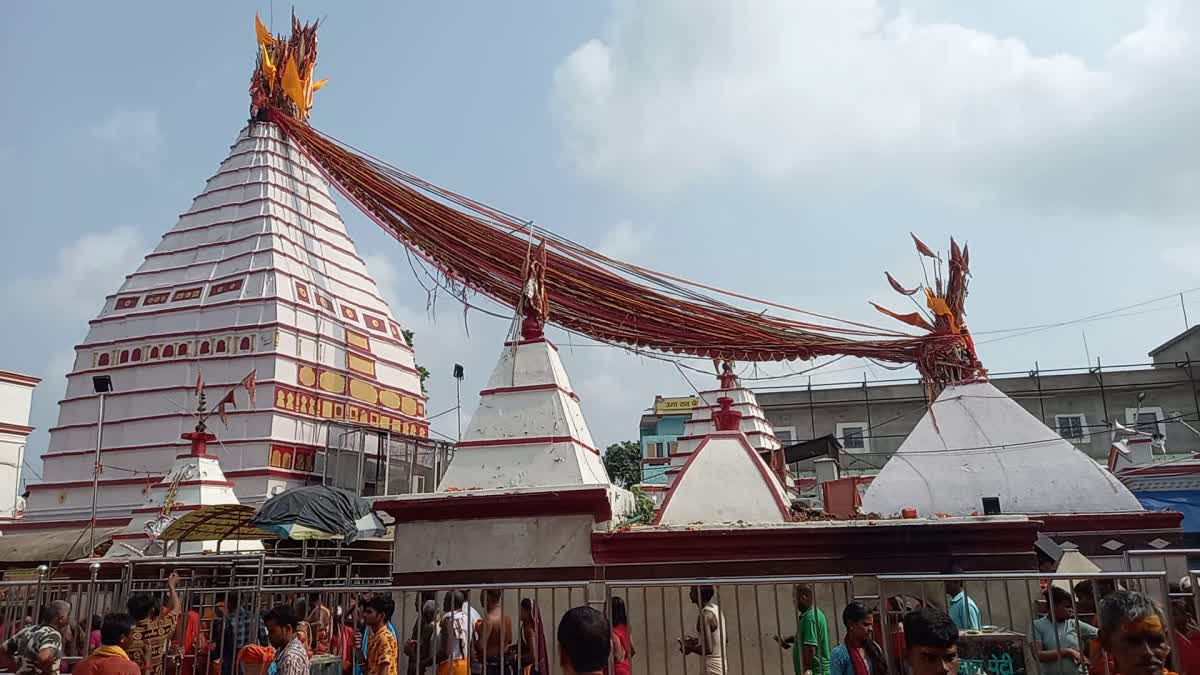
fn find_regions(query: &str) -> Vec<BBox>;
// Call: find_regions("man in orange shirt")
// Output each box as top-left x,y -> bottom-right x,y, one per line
363,596 -> 397,675
74,614 -> 140,675
126,573 -> 180,675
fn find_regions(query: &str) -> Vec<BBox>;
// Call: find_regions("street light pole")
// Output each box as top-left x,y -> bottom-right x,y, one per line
88,391 -> 105,556
88,375 -> 113,557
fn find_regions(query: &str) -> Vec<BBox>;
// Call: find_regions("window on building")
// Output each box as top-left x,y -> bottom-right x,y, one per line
131,348 -> 142,362
119,350 -> 130,364
178,343 -> 189,356
667,441 -> 678,456
1126,407 -> 1166,438
645,442 -> 661,458
240,336 -> 252,351
216,340 -> 227,353
199,341 -> 211,355
97,353 -> 111,367
775,427 -> 796,445
411,475 -> 426,493
163,345 -> 175,358
150,346 -> 160,359
836,422 -> 870,452
1055,414 -> 1088,442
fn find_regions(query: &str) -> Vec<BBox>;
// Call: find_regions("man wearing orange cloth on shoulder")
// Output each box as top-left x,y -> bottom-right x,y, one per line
1098,590 -> 1177,675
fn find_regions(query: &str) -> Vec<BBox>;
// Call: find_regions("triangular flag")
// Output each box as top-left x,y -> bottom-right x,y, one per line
217,389 -> 237,427
241,370 -> 257,406
255,13 -> 276,46
911,233 -> 937,258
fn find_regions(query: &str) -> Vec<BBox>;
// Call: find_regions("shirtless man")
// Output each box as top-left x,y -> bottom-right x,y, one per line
680,585 -> 726,675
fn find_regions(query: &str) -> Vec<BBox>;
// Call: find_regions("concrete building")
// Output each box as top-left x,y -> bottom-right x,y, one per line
640,327 -> 1200,480
0,371 -> 39,521
756,327 -> 1200,473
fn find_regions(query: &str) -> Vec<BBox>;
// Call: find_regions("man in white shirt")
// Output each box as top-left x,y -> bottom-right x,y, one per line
457,591 -> 482,675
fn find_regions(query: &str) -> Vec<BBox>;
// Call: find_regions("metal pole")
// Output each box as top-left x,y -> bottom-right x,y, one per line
1183,292 -> 1190,331
456,376 -> 462,442
1186,353 -> 1200,437
807,378 -> 816,439
88,392 -> 106,556
1033,362 -> 1046,424
1094,357 -> 1110,425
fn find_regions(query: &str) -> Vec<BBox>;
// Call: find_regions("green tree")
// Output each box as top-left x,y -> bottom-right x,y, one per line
603,440 -> 643,488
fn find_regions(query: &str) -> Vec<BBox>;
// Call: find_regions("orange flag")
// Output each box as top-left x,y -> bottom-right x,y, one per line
870,302 -> 934,331
241,370 -> 257,406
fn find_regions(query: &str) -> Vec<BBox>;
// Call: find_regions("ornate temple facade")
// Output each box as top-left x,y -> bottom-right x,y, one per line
21,123 -> 428,532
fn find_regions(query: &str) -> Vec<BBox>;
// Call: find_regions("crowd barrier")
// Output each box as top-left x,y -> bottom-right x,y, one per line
0,563 -> 1196,675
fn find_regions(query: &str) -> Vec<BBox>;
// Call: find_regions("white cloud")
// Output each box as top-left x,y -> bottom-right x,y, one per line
18,226 -> 148,321
596,220 -> 654,261
1163,243 -> 1200,277
553,0 -> 1200,217
91,107 -> 164,165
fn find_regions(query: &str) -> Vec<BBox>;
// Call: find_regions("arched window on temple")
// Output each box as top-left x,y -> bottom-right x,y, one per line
178,343 -> 189,356
163,345 -> 175,358
97,353 -> 111,367
119,350 -> 130,364
131,348 -> 142,362
216,340 -> 227,353
240,336 -> 252,351
199,342 -> 211,355
150,346 -> 160,360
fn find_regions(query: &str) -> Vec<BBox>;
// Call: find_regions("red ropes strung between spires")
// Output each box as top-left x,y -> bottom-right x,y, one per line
262,112 -> 982,400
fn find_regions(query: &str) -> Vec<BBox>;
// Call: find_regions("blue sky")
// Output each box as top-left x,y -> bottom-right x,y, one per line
3,1 -> 1200,478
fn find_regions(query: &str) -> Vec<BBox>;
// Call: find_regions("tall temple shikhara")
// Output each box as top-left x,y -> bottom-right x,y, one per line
22,121 -> 428,530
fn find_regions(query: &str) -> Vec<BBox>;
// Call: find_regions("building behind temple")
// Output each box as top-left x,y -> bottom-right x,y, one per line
640,326 -> 1200,482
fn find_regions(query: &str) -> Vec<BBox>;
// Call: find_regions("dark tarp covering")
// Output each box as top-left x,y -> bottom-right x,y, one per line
251,485 -> 381,543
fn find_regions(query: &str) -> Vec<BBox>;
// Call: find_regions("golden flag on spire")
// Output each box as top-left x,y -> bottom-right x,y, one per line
255,13 -> 276,46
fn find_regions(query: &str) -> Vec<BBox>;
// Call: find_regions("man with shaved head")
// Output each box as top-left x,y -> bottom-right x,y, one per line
0,601 -> 70,675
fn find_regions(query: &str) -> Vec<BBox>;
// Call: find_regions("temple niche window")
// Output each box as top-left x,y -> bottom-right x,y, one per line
240,336 -> 252,351
199,341 -> 211,355
97,353 -> 111,367
163,345 -> 176,358
131,348 -> 142,362
178,343 -> 189,356
216,339 -> 227,353
150,346 -> 160,359
119,350 -> 130,364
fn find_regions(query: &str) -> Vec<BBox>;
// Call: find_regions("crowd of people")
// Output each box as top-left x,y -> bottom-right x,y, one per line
0,578 -> 1186,675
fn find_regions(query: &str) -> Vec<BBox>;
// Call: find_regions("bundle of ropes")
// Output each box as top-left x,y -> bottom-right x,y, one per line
251,15 -> 985,397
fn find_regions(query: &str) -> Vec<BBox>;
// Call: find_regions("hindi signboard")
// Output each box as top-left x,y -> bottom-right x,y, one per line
654,396 -> 700,415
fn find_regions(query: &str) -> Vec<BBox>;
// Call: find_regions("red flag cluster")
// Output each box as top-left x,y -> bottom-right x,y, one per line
195,369 -> 258,427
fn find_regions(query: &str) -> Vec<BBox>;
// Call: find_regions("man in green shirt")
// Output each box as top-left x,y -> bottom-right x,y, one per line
776,584 -> 831,675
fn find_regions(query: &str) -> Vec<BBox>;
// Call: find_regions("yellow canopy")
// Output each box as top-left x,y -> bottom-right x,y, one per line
158,504 -> 276,542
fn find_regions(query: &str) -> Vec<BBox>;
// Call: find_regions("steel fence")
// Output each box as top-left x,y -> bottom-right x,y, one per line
3,568 -> 1199,675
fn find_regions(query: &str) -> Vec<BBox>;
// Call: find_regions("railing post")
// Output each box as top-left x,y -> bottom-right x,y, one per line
84,562 -> 101,646
33,564 -> 48,611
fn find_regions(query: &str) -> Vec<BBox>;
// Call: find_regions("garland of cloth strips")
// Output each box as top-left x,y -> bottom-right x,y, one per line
251,14 -> 985,398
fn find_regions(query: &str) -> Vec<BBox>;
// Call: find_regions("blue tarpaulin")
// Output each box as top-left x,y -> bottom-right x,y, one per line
1134,490 -> 1200,532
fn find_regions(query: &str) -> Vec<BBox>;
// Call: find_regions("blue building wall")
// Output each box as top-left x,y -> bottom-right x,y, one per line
639,415 -> 688,485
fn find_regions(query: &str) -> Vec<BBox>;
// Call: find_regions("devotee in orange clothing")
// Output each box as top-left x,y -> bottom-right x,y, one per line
364,596 -> 398,675
1098,590 -> 1177,675
73,614 -> 140,675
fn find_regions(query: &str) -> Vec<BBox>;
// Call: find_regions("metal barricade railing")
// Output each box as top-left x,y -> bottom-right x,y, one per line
878,571 -> 1173,675
603,575 -> 855,675
1,567 -> 1190,675
265,581 -> 592,675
